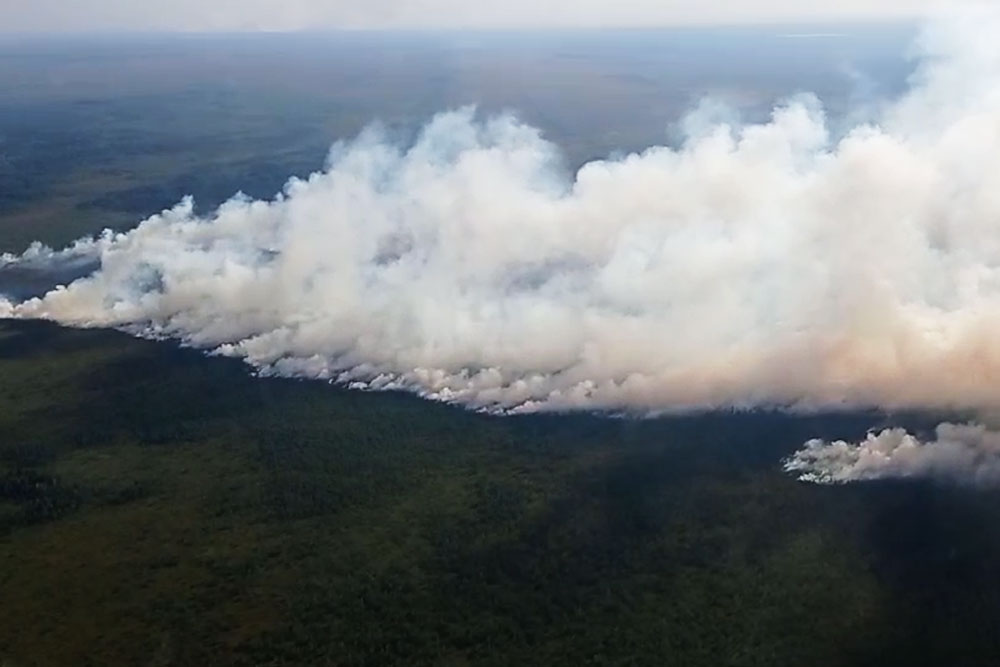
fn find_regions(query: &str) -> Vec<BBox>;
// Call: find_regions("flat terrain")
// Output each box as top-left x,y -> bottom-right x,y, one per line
6,25 -> 1000,667
1,320 -> 999,665
0,26 -> 912,251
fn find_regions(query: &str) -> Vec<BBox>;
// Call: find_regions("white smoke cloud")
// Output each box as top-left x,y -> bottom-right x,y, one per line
784,422 -> 1000,485
0,237 -> 106,270
4,13 -> 1000,415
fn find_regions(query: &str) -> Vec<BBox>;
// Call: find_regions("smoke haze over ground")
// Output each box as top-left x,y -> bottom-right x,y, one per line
0,0 -> 935,32
2,11 -> 1000,458
785,422 -> 1000,485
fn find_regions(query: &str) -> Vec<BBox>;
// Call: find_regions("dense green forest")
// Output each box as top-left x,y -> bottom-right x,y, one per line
2,319 -> 999,665
4,28 -> 997,666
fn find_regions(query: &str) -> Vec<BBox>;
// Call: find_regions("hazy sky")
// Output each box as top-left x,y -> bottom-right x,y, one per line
1,0 -> 937,32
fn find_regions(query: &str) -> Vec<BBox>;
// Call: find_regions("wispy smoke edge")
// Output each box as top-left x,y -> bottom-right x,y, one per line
2,13 -> 1000,417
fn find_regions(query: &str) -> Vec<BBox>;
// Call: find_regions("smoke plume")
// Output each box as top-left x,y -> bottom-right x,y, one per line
3,13 -> 1000,419
785,422 -> 1000,486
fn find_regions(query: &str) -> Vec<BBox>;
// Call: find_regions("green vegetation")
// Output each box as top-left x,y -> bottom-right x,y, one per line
1,30 -> 993,665
1,319 -> 999,665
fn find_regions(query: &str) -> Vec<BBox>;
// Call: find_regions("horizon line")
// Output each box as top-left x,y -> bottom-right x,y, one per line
0,18 -> 919,40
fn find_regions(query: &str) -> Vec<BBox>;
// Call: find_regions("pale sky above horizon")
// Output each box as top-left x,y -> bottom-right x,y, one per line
0,0 -> 940,33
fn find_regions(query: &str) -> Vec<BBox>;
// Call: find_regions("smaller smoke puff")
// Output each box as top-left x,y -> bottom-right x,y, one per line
784,422 -> 1000,485
0,237 -> 105,269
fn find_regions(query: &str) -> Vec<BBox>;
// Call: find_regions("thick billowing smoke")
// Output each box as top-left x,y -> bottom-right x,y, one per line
785,422 -> 1000,486
4,13 -> 1000,418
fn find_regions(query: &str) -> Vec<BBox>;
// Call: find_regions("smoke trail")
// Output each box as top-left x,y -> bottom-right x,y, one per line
785,422 -> 1000,486
3,12 -> 1000,417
